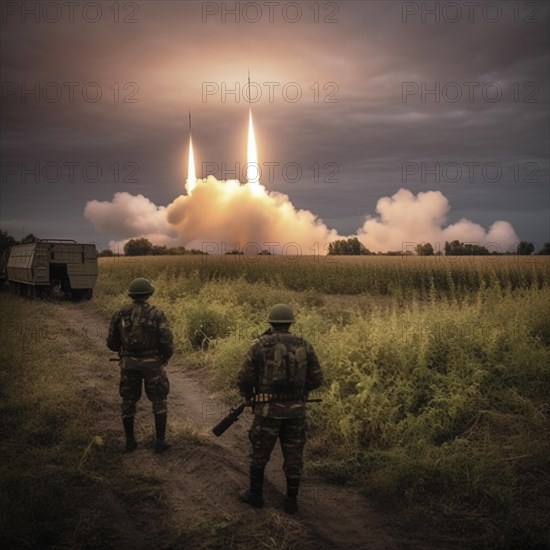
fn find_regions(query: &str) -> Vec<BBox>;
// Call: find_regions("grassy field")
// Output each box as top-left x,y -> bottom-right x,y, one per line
94,255 -> 550,549
0,295 -> 210,549
0,296 -> 127,547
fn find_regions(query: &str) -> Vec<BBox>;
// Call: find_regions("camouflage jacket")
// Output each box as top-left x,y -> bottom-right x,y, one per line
107,299 -> 173,368
237,328 -> 324,419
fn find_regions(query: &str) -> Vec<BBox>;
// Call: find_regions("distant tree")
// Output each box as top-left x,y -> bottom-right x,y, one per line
416,242 -> 434,256
167,246 -> 187,255
445,240 -> 489,255
152,245 -> 168,256
538,242 -> 550,255
328,238 -> 371,255
517,241 -> 535,255
98,249 -> 114,257
225,249 -> 244,255
0,230 -> 17,253
124,238 -> 154,256
351,237 -> 372,255
327,241 -> 340,255
465,243 -> 489,255
21,233 -> 40,244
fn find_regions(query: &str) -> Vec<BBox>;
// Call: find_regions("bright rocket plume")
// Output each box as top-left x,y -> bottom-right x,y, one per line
185,105 -> 262,196
247,109 -> 260,186
246,70 -> 260,190
186,136 -> 197,193
84,106 -> 519,253
186,109 -> 197,194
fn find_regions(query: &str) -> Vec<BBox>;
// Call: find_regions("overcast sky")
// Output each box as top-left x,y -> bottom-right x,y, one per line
1,0 -> 549,249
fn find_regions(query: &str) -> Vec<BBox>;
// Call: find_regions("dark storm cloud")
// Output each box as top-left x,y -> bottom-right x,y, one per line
1,0 -> 548,247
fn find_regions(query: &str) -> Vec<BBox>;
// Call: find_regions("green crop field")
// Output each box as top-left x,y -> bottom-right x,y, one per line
94,255 -> 550,548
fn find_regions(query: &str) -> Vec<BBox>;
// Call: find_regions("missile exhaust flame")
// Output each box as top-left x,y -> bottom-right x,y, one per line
186,109 -> 197,193
186,136 -> 197,193
247,109 -> 261,189
246,70 -> 262,194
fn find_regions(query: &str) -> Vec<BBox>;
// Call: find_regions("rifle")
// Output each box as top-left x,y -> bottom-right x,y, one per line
212,402 -> 247,437
212,398 -> 322,437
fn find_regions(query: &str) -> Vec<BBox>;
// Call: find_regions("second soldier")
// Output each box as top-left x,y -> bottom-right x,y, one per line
237,303 -> 324,514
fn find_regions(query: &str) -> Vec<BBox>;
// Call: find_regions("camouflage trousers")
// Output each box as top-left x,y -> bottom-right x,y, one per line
119,365 -> 169,418
249,415 -> 307,479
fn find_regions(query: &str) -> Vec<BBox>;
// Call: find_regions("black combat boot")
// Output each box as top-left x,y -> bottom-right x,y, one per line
154,413 -> 170,453
284,477 -> 300,514
122,417 -> 137,452
239,466 -> 265,508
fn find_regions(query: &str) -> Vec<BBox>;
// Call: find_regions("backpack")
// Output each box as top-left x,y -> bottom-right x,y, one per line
258,333 -> 308,393
120,303 -> 156,355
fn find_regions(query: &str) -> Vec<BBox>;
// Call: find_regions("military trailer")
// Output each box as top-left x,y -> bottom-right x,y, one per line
4,239 -> 97,299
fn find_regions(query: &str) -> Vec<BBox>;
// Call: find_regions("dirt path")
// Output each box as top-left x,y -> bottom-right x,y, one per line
63,300 -> 460,550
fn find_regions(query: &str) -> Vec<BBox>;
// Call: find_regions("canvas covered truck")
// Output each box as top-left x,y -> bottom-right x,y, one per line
2,240 -> 98,299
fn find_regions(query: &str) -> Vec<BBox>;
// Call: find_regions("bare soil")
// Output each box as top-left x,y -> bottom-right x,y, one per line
63,300 -> 465,550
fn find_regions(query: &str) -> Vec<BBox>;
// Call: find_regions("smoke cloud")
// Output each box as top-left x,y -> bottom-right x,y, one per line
167,176 -> 339,252
84,192 -> 179,248
357,189 -> 518,253
84,180 -> 518,253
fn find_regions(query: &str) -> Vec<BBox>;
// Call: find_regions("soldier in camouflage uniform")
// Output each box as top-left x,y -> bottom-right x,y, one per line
107,278 -> 173,453
237,304 -> 323,514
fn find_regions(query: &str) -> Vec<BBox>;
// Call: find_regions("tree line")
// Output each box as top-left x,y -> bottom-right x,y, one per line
0,232 -> 206,257
2,230 -> 549,257
326,237 -> 550,256
106,238 -> 206,257
0,231 -> 40,254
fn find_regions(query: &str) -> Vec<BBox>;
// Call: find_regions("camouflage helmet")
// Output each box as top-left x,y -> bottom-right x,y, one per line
267,303 -> 295,324
128,278 -> 155,297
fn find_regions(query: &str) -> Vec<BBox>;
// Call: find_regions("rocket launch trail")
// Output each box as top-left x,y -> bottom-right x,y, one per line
186,108 -> 197,192
246,71 -> 260,187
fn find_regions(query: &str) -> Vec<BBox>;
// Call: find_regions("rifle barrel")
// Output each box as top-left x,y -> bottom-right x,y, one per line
211,398 -> 323,437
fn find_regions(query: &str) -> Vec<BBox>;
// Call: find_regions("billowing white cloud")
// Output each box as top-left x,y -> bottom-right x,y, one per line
357,188 -> 518,252
166,176 -> 339,253
84,192 -> 179,248
84,183 -> 519,254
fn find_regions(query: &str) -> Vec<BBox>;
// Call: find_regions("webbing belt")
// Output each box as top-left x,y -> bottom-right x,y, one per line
254,392 -> 305,403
